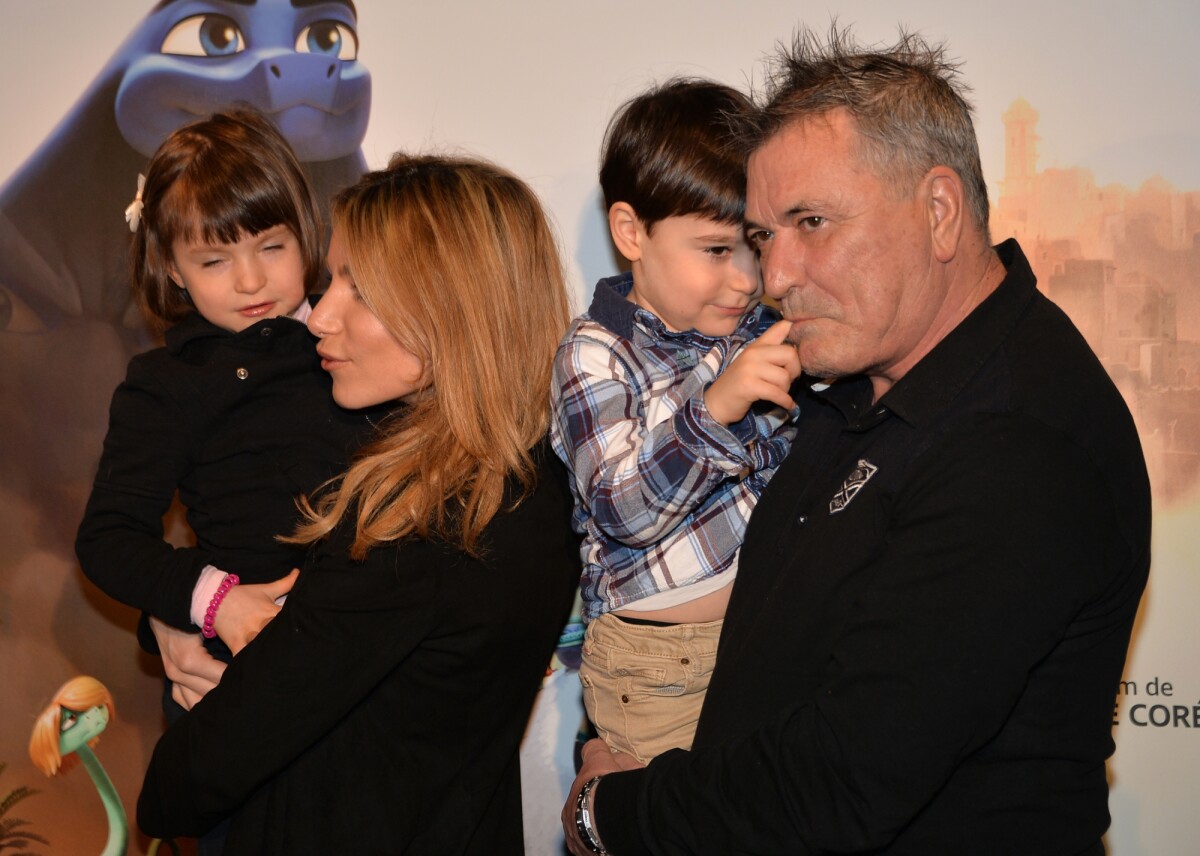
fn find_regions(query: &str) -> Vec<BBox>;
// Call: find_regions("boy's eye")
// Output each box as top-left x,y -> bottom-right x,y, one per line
705,246 -> 731,257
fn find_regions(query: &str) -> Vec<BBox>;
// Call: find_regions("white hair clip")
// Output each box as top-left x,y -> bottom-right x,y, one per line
125,173 -> 146,233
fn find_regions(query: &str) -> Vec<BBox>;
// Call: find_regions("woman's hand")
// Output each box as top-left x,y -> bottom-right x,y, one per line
150,615 -> 227,710
213,569 -> 299,655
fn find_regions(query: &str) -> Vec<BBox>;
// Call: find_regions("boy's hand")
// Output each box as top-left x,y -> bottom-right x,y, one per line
150,615 -> 226,710
704,320 -> 801,425
214,568 -> 299,655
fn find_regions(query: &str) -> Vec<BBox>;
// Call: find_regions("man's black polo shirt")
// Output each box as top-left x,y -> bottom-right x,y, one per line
597,240 -> 1151,855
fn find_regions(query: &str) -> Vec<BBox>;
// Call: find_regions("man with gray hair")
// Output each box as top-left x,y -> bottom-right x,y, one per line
564,27 -> 1149,855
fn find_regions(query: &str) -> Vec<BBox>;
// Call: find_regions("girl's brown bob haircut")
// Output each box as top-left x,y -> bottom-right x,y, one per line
130,107 -> 323,328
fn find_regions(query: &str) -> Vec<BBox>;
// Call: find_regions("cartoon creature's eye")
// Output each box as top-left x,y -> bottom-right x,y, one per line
161,15 -> 246,57
295,21 -> 358,61
60,711 -> 78,733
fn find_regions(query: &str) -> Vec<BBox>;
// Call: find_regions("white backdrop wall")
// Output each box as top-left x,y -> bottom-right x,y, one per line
1,2 -> 1197,853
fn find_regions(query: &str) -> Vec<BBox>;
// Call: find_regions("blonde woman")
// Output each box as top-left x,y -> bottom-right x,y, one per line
138,154 -> 580,854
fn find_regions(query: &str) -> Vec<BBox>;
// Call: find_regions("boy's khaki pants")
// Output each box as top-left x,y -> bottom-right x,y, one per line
579,612 -> 723,763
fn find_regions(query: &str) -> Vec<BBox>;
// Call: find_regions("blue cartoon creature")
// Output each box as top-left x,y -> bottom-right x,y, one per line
0,1 -> 370,537
115,2 -> 368,163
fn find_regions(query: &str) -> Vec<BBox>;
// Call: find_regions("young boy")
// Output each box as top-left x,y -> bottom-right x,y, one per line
551,79 -> 801,763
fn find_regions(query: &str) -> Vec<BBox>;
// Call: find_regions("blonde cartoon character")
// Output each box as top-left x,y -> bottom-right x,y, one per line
29,676 -> 127,856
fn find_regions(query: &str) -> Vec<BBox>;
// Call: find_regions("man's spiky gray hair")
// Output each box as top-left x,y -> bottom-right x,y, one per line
745,23 -> 991,234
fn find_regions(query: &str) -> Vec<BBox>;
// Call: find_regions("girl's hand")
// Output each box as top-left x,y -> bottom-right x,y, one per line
214,569 -> 300,655
150,615 -> 226,710
704,320 -> 801,425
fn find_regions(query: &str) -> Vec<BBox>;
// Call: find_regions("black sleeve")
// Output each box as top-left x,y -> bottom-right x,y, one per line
596,416 -> 1129,854
75,357 -> 211,629
137,539 -> 442,836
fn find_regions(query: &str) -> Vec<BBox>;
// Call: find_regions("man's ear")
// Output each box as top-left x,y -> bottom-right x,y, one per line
926,166 -> 965,263
608,202 -> 645,263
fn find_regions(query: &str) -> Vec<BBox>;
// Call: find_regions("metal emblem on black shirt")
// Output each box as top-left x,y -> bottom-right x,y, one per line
829,459 -> 878,514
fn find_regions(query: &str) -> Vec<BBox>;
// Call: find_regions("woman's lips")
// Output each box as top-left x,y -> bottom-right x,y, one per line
316,348 -> 346,372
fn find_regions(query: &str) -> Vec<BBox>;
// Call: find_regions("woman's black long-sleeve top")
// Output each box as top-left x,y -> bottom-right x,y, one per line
138,443 -> 581,855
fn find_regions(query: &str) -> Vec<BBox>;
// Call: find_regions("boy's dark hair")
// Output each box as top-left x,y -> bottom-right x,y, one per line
131,106 -> 323,328
600,78 -> 753,233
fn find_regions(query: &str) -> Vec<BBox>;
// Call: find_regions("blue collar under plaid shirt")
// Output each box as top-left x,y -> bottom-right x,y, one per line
551,273 -> 797,622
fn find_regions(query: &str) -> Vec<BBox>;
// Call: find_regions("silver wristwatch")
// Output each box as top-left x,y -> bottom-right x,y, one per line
574,775 -> 609,854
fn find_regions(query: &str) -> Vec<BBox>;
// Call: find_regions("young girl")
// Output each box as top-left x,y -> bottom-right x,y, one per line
75,109 -> 375,710
136,154 -> 580,853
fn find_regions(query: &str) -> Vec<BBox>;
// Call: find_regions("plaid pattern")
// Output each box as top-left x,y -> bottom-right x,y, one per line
551,274 -> 796,622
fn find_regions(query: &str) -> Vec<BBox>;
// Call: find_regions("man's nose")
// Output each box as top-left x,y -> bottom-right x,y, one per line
762,239 -> 801,301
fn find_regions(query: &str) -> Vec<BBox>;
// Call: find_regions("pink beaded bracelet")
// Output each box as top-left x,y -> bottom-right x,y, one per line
201,573 -> 240,639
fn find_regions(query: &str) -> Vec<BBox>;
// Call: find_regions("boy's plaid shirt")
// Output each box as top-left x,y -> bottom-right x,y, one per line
551,274 -> 796,622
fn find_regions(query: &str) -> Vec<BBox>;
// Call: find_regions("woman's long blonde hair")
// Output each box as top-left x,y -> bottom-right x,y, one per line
293,154 -> 570,558
28,676 -> 115,777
